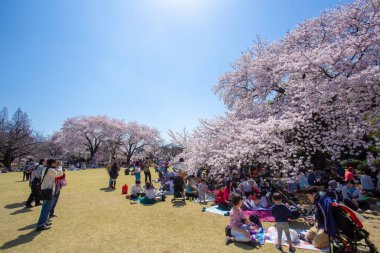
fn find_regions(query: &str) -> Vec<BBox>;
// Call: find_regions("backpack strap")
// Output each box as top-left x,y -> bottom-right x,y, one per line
41,167 -> 50,184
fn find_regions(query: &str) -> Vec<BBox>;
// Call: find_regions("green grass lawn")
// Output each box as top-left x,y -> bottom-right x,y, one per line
0,169 -> 379,253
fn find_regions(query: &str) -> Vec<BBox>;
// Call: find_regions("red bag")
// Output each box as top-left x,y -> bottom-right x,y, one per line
121,184 -> 128,195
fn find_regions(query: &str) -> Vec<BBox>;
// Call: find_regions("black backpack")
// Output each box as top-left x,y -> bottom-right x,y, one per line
31,165 -> 42,191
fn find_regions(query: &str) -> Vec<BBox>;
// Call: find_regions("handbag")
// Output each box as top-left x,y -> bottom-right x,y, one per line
60,178 -> 67,187
40,167 -> 53,201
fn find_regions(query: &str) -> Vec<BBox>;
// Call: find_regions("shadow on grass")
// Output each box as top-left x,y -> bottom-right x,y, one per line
4,202 -> 25,209
172,201 -> 186,207
234,242 -> 260,250
99,187 -> 114,192
10,208 -> 33,215
0,229 -> 39,250
18,224 -> 36,231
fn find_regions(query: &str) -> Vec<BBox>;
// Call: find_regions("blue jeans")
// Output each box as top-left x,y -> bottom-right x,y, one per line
37,198 -> 54,228
50,192 -> 60,216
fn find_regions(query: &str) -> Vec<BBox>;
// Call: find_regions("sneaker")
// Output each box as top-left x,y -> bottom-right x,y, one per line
289,246 -> 296,252
225,237 -> 232,245
36,225 -> 51,232
49,214 -> 58,218
25,204 -> 33,208
45,221 -> 52,226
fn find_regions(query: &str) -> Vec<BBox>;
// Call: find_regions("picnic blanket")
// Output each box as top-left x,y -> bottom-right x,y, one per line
243,210 -> 275,222
265,229 -> 329,252
204,206 -> 230,216
193,196 -> 215,204
204,207 -> 276,222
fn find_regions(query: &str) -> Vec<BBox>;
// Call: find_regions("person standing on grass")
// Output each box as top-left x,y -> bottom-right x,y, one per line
106,157 -> 116,188
22,163 -> 27,181
143,159 -> 152,184
110,162 -> 119,189
25,159 -> 45,208
270,193 -> 295,252
25,161 -> 33,181
134,161 -> 142,182
36,159 -> 63,232
50,164 -> 66,218
226,194 -> 252,245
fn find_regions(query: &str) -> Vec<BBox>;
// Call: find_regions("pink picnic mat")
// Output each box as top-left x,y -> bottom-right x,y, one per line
243,210 -> 275,222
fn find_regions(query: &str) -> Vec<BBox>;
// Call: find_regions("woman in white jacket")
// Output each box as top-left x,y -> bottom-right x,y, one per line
36,159 -> 63,231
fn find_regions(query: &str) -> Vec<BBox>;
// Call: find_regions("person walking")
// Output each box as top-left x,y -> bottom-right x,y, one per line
36,159 -> 63,231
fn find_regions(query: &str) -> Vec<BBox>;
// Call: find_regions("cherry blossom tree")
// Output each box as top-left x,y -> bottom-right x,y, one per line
60,116 -> 125,161
119,121 -> 162,165
183,0 -> 380,175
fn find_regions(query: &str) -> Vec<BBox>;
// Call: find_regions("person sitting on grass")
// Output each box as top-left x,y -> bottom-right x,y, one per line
360,169 -> 375,196
140,183 -> 159,205
224,180 -> 234,206
241,217 -> 262,237
215,184 -> 231,211
163,176 -> 174,195
270,193 -> 295,252
226,194 -> 255,246
185,178 -> 198,200
130,181 -> 144,199
342,180 -> 375,214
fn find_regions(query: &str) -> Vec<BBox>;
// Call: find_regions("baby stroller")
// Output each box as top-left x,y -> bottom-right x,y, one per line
171,175 -> 185,203
330,202 -> 378,253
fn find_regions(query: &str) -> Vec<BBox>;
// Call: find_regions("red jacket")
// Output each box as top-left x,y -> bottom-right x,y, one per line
216,190 -> 227,205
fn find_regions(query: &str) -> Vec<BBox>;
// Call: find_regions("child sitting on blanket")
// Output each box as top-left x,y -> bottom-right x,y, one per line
241,218 -> 261,242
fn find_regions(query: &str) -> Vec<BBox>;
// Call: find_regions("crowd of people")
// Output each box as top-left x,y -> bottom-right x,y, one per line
103,157 -> 380,251
18,155 -> 380,251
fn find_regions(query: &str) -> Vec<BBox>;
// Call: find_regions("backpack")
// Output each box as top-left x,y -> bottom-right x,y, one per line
31,165 -> 42,191
121,184 -> 128,195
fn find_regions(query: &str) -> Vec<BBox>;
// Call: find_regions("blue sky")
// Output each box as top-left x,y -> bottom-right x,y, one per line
0,0 -> 350,141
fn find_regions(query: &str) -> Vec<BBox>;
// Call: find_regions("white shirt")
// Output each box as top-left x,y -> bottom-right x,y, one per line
145,188 -> 157,199
131,184 -> 143,195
